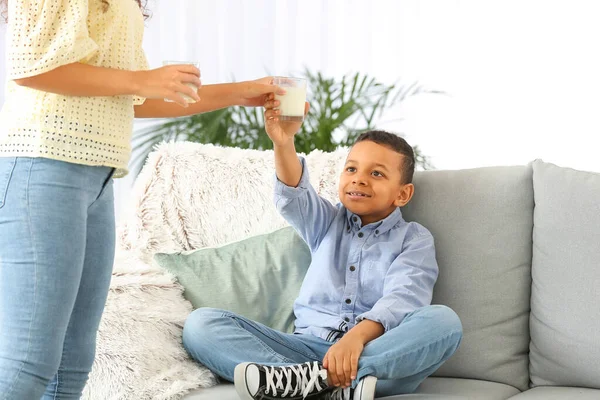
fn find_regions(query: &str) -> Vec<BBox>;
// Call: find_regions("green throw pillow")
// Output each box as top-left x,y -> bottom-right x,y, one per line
154,226 -> 311,333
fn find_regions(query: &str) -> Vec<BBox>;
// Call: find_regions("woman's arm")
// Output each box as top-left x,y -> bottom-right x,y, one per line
134,82 -> 245,118
13,63 -> 137,96
134,78 -> 285,118
13,62 -> 201,107
13,63 -> 282,117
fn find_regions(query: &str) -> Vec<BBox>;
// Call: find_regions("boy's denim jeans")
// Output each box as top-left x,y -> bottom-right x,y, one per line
0,157 -> 115,399
183,304 -> 462,398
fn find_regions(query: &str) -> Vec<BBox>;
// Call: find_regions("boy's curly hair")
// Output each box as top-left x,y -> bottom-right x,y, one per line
354,130 -> 416,184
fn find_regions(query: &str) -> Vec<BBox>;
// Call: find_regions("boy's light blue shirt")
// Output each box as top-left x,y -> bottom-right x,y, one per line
274,157 -> 439,342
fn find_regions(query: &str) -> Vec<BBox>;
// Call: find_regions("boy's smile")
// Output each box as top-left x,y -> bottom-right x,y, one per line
346,189 -> 372,199
339,140 -> 414,225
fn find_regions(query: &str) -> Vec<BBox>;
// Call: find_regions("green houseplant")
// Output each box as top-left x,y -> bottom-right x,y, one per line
131,70 -> 440,176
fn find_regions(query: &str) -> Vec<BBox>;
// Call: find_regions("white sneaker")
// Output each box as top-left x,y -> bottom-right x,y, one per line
234,361 -> 377,400
352,375 -> 377,400
235,361 -> 332,399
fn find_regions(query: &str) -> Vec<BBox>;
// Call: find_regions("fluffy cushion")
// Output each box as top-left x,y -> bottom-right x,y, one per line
119,143 -> 348,263
83,249 -> 217,400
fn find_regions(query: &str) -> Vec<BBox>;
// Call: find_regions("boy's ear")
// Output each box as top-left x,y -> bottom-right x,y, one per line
394,183 -> 414,207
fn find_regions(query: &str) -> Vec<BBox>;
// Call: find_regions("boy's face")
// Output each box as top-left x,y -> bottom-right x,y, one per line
338,140 -> 414,225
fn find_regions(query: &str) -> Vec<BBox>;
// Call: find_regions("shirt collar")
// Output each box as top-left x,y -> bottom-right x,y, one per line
345,207 -> 404,237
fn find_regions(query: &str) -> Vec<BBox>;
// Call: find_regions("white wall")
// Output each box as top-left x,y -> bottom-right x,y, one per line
2,1 -> 600,220
136,0 -> 600,171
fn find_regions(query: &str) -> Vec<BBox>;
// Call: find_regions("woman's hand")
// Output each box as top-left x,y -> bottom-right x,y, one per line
133,64 -> 202,107
238,77 -> 286,107
263,94 -> 309,147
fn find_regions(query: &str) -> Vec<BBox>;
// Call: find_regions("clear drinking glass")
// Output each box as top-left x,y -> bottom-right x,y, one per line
273,77 -> 307,121
162,60 -> 201,103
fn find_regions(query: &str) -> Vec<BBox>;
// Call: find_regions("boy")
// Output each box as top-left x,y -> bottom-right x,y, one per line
182,98 -> 462,400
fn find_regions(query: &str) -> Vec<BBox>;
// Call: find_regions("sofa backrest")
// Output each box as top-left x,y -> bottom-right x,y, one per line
120,142 -> 532,390
402,166 -> 533,391
528,160 -> 600,390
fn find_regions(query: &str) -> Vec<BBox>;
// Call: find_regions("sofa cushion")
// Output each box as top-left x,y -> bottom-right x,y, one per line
401,166 -> 533,391
529,160 -> 600,388
182,378 -> 521,400
154,227 -> 311,333
507,387 -> 600,400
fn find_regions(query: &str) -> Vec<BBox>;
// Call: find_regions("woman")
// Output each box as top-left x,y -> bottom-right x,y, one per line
0,1 -> 282,398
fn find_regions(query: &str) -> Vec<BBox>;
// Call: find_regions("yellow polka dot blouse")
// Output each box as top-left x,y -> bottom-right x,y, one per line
0,0 -> 149,177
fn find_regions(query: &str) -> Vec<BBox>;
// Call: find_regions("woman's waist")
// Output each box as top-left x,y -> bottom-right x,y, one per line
1,82 -> 136,115
0,93 -> 135,141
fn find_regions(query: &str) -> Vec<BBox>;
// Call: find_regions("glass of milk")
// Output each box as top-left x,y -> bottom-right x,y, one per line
273,77 -> 307,121
162,60 -> 201,103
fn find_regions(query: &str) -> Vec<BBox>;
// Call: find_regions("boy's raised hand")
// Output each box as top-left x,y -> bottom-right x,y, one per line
263,93 -> 309,147
323,335 -> 364,389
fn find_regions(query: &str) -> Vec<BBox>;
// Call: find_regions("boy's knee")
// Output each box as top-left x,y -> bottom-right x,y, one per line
425,305 -> 463,334
420,305 -> 463,358
183,307 -> 227,347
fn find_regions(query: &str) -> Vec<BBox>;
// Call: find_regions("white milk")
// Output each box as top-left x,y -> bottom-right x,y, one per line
275,86 -> 307,120
162,61 -> 200,104
181,83 -> 199,103
165,83 -> 198,103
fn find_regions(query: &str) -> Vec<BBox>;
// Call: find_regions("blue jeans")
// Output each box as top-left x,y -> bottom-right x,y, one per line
183,305 -> 462,398
0,157 -> 116,399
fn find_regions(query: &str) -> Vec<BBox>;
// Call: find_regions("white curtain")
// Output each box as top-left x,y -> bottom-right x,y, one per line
2,1 -> 600,220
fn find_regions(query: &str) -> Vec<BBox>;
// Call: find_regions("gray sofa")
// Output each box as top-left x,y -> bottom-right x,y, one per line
125,143 -> 600,400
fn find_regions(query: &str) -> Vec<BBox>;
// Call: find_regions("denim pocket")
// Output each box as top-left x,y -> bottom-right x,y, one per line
96,167 -> 116,200
0,158 -> 17,209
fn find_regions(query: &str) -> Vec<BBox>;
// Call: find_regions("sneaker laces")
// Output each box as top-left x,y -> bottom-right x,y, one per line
263,361 -> 328,398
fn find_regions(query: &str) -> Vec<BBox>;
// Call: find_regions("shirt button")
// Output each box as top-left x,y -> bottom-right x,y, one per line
345,298 -> 351,304
375,230 -> 380,234
352,216 -> 358,222
358,232 -> 364,238
344,317 -> 350,322
349,265 -> 356,271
